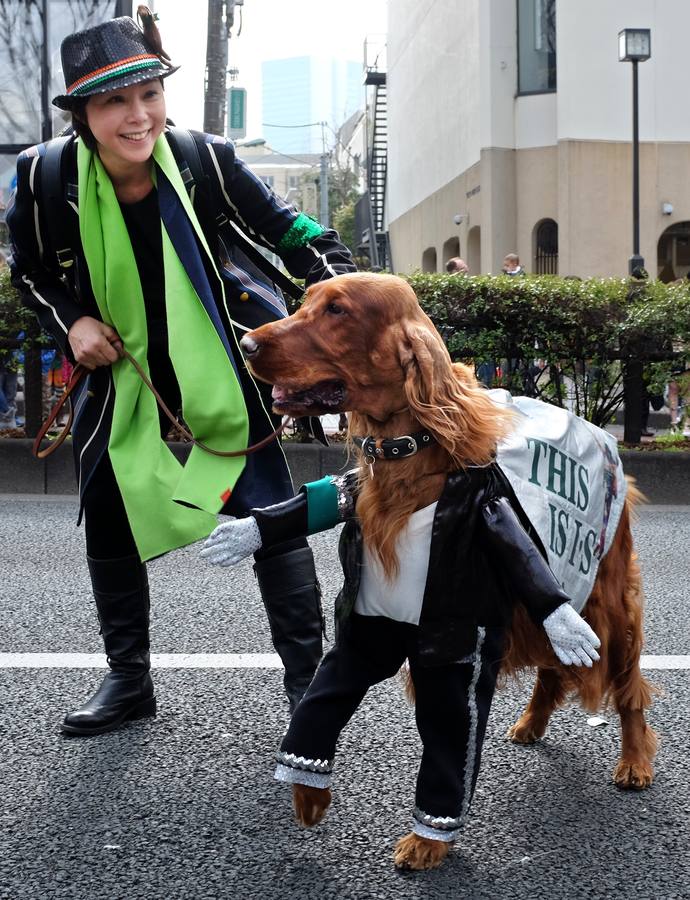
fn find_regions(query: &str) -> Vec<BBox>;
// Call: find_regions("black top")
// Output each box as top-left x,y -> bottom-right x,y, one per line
119,187 -> 180,420
119,187 -> 166,325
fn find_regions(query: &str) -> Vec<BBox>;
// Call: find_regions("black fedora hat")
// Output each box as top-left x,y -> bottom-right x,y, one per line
52,16 -> 179,110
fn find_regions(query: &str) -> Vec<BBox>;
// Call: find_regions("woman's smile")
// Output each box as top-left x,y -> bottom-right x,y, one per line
85,80 -> 166,175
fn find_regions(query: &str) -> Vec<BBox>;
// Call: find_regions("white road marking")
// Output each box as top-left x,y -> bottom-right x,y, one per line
640,655 -> 690,669
0,653 -> 687,669
0,653 -> 282,669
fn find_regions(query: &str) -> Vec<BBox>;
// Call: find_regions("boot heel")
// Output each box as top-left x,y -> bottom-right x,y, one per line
128,695 -> 157,721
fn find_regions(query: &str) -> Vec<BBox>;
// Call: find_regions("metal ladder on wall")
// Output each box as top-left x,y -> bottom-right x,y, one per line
365,70 -> 388,269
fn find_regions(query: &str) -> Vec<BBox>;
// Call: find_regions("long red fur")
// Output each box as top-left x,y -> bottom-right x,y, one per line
246,272 -> 657,789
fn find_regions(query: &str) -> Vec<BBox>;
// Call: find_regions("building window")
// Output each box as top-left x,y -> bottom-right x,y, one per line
658,222 -> 690,281
517,0 -> 556,94
422,247 -> 437,273
288,175 -> 300,189
261,175 -> 275,188
534,219 -> 558,274
442,237 -> 460,269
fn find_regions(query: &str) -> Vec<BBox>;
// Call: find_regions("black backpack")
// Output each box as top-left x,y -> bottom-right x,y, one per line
39,126 -> 304,304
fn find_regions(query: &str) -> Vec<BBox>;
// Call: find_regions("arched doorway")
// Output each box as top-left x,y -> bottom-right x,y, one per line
422,247 -> 437,272
657,221 -> 690,282
442,236 -> 460,269
533,219 -> 558,274
467,226 -> 481,274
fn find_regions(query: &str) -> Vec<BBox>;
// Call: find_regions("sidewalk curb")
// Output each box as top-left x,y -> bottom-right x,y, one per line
1,439 -> 689,504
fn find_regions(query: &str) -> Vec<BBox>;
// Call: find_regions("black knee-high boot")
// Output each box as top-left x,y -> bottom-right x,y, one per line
254,546 -> 324,713
61,555 -> 156,736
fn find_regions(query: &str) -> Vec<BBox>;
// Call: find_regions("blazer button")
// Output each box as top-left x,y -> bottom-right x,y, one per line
239,291 -> 250,302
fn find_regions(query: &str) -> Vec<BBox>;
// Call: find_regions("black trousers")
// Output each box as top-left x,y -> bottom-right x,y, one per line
276,613 -> 505,841
83,452 -> 306,562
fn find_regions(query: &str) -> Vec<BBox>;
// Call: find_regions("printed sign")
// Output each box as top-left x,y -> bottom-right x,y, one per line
491,391 -> 627,612
227,87 -> 247,140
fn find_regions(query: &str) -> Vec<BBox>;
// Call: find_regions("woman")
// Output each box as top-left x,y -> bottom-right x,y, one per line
7,15 -> 355,735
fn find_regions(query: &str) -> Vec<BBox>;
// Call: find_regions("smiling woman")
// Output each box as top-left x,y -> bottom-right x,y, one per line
6,13 -> 355,737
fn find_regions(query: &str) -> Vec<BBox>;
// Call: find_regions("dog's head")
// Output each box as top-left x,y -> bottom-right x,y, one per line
241,272 -> 512,464
242,273 -> 450,419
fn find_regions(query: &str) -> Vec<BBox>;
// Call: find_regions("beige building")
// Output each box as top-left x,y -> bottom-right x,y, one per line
235,140 -> 321,219
387,0 -> 690,278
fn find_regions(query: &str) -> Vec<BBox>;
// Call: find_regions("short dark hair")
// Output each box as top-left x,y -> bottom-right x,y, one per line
70,97 -> 96,149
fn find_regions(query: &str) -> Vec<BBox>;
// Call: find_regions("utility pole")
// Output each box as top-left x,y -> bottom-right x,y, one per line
24,0 -> 52,437
40,0 -> 50,143
319,121 -> 329,227
319,154 -> 330,228
204,0 -> 234,135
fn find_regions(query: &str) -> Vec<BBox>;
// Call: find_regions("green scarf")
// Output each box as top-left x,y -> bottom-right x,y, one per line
78,135 -> 249,561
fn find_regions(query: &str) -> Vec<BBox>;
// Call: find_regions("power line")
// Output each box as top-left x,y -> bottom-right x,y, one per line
259,144 -> 320,167
262,121 -> 325,129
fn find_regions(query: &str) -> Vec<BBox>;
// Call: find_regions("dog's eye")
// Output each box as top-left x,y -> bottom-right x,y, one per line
326,302 -> 345,315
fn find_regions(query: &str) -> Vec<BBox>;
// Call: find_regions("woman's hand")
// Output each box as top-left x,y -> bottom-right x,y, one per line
67,316 -> 124,369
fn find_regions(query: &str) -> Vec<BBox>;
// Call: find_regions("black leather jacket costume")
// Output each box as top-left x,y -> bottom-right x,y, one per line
251,463 -> 572,666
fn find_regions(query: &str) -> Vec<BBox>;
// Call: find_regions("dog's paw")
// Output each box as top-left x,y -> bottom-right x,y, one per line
292,783 -> 332,827
506,717 -> 546,744
393,833 -> 450,871
613,759 -> 654,790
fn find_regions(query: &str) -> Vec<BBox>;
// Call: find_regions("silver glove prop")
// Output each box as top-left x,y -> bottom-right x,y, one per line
543,602 -> 601,667
200,516 -> 262,566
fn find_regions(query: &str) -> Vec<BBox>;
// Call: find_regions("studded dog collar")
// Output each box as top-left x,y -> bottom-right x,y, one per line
353,429 -> 436,461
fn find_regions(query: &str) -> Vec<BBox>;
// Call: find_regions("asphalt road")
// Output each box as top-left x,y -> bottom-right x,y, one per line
0,496 -> 689,900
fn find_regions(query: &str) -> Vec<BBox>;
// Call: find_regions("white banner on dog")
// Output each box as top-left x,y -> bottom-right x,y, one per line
491,391 -> 627,612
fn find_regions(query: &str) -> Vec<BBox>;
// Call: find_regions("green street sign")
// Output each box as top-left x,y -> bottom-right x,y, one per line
228,87 -> 247,138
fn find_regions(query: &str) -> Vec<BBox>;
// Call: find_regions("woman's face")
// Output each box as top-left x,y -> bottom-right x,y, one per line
85,79 -> 166,171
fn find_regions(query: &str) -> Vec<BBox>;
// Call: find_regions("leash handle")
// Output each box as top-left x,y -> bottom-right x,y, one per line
32,350 -> 290,459
32,364 -> 87,459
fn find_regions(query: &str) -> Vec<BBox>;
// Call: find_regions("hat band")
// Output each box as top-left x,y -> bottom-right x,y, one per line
68,54 -> 161,96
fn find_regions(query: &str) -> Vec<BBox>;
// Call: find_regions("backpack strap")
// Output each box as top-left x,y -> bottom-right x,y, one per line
168,126 -> 304,302
40,135 -> 76,272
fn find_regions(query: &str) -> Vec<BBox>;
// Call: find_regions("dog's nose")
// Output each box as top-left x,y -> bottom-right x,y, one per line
240,334 -> 259,357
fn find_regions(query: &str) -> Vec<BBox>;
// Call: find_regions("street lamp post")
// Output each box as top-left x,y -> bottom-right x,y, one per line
619,29 -> 651,445
618,28 -> 651,276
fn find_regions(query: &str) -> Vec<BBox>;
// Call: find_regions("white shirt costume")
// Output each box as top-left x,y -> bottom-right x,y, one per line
355,501 -> 439,624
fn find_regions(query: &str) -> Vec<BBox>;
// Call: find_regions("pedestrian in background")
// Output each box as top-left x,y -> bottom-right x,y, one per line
0,350 -> 19,431
445,257 -> 495,386
445,257 -> 469,275
502,253 -> 526,276
7,14 -> 355,736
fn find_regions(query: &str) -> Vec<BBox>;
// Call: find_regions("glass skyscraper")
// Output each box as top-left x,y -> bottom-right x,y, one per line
262,56 -> 362,154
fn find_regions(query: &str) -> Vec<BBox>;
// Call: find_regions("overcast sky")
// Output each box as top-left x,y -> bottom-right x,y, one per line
157,0 -> 388,137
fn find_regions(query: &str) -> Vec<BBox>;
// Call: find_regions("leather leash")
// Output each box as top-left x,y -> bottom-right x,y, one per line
32,349 -> 290,460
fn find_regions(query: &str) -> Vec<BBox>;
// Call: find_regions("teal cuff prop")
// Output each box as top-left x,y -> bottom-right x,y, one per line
303,476 -> 339,534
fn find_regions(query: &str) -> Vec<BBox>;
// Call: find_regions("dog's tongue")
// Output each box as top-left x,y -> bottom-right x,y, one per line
271,385 -> 288,402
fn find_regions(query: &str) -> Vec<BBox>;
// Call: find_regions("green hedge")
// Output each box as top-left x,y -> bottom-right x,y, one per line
3,265 -> 689,425
406,273 -> 690,426
0,265 -> 41,349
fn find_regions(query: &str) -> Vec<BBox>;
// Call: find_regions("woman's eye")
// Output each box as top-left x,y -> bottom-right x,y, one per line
327,302 -> 344,315
107,95 -> 124,104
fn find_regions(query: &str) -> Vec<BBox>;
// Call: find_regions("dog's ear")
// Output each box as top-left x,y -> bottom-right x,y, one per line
399,320 -> 452,407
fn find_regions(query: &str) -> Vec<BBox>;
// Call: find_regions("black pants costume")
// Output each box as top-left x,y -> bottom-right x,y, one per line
275,613 -> 505,842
